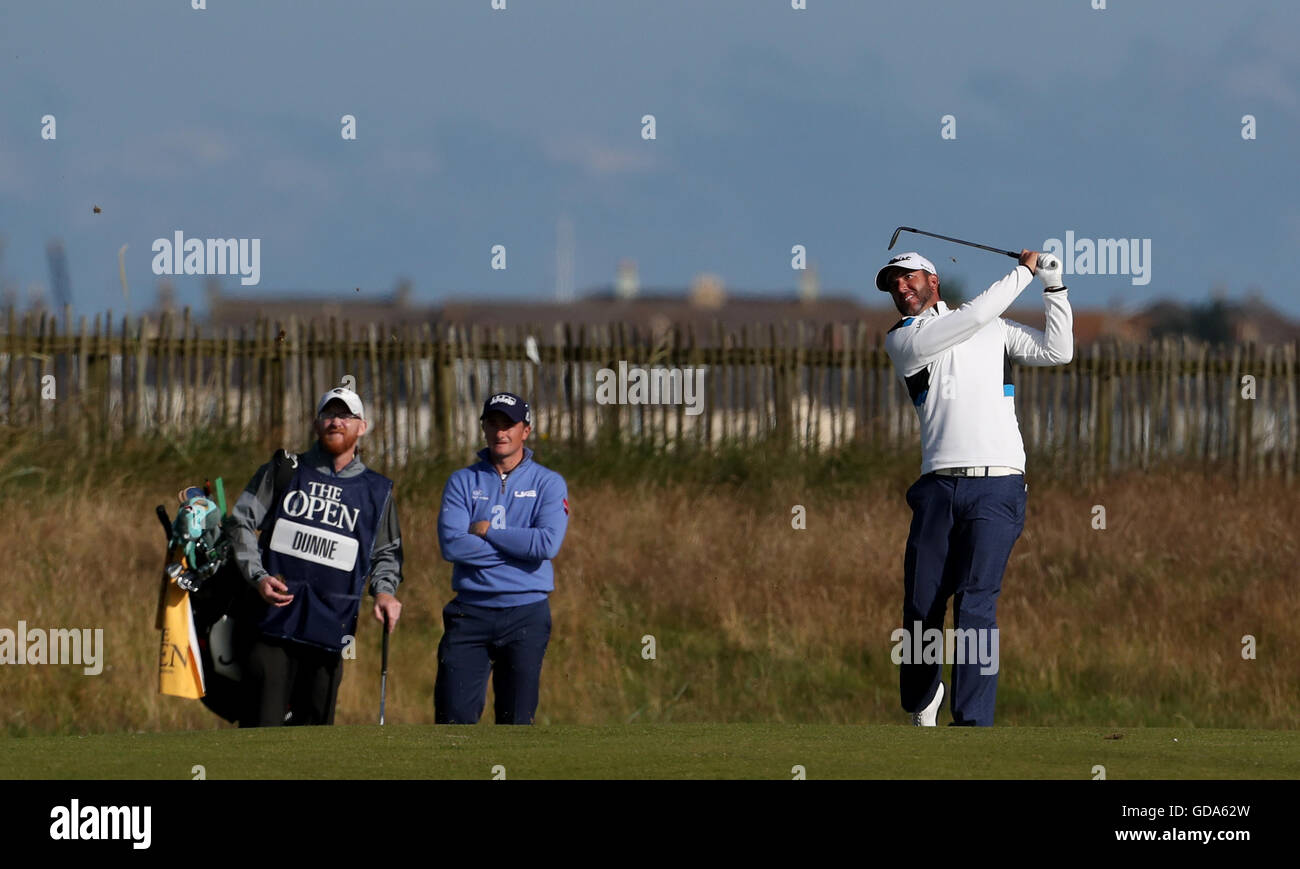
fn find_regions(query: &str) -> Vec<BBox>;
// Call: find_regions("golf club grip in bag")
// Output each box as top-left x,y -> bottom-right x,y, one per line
191,449 -> 300,723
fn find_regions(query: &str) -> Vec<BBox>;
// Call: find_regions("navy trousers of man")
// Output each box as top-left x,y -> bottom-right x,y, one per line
900,473 -> 1026,726
434,598 -> 551,725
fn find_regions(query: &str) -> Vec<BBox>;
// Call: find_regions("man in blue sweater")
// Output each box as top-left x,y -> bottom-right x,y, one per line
435,392 -> 570,724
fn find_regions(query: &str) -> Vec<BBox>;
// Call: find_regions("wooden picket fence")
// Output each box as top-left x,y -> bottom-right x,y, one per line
2,307 -> 1297,483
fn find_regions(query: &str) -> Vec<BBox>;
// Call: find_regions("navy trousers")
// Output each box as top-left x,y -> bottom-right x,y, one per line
434,598 -> 552,725
900,473 -> 1026,726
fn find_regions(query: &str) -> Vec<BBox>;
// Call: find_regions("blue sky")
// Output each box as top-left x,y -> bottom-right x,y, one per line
3,0 -> 1298,317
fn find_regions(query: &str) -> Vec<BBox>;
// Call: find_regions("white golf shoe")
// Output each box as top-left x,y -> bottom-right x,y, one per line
910,682 -> 944,727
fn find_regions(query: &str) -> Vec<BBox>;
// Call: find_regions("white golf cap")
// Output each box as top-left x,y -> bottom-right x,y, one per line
876,252 -> 937,292
316,386 -> 365,420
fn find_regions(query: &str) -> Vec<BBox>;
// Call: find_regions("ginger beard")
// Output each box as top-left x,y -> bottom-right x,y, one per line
315,401 -> 366,456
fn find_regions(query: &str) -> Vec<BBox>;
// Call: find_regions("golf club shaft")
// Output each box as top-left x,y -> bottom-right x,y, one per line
892,226 -> 1019,259
379,617 -> 390,725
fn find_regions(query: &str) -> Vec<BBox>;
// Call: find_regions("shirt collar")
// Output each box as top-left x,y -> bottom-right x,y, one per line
476,446 -> 534,472
306,442 -> 364,476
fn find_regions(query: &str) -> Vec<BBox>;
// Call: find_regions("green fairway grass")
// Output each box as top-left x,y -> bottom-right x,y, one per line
3,725 -> 1298,779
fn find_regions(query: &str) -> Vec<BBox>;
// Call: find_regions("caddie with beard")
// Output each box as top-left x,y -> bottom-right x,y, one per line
230,386 -> 403,727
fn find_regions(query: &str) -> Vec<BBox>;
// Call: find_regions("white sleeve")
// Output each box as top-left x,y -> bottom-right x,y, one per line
1002,290 -> 1074,366
885,265 -> 1036,373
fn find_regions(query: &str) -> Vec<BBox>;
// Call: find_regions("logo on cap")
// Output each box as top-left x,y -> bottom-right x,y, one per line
481,391 -> 531,425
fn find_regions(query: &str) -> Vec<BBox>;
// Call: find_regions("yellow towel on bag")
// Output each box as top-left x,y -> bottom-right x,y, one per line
159,579 -> 205,699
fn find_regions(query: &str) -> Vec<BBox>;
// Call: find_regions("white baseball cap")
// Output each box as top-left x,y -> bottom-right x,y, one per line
876,252 -> 937,292
316,386 -> 365,420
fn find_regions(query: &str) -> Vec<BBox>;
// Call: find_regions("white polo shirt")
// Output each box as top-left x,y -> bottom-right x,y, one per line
884,265 -> 1074,475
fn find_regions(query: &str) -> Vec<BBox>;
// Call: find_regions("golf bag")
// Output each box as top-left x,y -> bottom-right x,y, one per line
155,449 -> 300,723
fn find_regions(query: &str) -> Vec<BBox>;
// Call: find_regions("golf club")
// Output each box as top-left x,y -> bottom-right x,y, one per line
889,226 -> 1020,259
888,226 -> 1060,272
379,614 -> 390,725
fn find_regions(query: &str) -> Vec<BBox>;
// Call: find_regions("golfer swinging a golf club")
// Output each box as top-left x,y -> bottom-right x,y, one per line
880,246 -> 1072,726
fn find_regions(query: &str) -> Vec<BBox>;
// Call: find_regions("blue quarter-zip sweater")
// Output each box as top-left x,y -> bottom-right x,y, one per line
437,447 -> 569,607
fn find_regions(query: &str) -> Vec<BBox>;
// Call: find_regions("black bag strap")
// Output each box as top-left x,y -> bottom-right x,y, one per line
252,450 -> 300,535
271,449 -> 300,503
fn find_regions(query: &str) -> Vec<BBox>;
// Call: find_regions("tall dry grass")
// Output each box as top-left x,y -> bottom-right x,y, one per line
1,431 -> 1296,734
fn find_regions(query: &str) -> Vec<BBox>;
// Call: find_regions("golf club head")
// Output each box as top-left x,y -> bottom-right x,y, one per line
888,226 -> 916,251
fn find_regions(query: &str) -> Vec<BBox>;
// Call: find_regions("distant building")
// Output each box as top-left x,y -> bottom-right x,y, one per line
204,281 -> 429,334
1231,294 -> 1299,344
615,259 -> 639,300
1003,305 -> 1150,345
798,265 -> 820,303
435,287 -> 902,348
184,278 -> 1300,349
1133,296 -> 1300,345
689,273 -> 726,310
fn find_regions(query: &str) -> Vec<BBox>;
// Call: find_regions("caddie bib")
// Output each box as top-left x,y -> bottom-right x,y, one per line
257,463 -> 392,651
